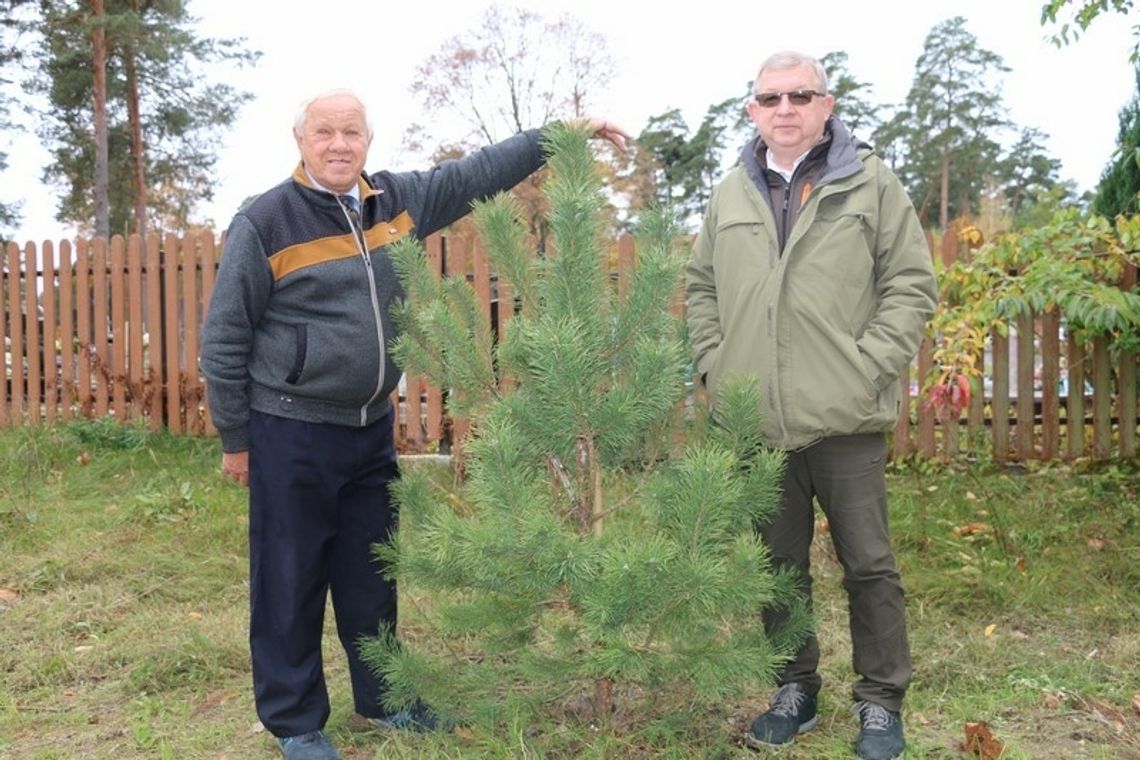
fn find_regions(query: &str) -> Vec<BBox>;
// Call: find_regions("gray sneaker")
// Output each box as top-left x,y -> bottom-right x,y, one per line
853,700 -> 905,760
745,682 -> 818,748
276,730 -> 339,760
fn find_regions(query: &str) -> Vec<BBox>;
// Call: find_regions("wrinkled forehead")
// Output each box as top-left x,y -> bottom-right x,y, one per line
757,63 -> 821,92
307,97 -> 365,123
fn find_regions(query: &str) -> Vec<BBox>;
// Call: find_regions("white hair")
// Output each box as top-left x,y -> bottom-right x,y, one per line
293,88 -> 374,138
755,51 -> 829,94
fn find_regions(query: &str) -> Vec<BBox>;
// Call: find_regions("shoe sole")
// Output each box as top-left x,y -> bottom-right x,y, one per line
743,716 -> 818,749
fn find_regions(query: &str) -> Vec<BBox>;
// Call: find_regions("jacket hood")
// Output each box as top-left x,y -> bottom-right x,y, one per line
740,117 -> 870,189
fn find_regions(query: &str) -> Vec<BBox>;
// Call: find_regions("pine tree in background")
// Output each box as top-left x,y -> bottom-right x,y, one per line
363,124 -> 807,736
1093,65 -> 1140,219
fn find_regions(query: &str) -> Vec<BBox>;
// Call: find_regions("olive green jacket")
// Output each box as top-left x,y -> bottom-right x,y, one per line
685,120 -> 937,451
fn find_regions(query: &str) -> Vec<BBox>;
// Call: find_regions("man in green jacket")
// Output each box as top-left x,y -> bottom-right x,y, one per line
685,51 -> 937,760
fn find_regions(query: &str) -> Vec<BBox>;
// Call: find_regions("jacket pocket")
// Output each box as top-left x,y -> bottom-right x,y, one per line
284,324 -> 308,385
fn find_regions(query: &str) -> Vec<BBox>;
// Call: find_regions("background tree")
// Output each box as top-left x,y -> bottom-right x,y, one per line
1093,65 -> 1140,217
1041,0 -> 1139,62
873,17 -> 1010,229
999,126 -> 1074,224
404,5 -> 613,155
402,4 -> 614,247
821,50 -> 881,138
23,0 -> 259,237
365,125 -> 806,735
0,0 -> 36,237
619,94 -> 751,230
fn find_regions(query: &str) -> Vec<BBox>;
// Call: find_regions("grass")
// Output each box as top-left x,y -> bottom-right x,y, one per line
1,421 -> 1138,759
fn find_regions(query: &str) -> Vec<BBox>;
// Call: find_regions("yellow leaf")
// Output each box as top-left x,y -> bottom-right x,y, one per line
984,624 -> 997,637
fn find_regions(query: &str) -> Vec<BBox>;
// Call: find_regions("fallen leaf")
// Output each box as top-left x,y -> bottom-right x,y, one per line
1087,537 -> 1106,551
954,522 -> 990,537
963,721 -> 1005,759
1044,691 -> 1063,709
74,645 -> 93,652
77,451 -> 92,465
926,485 -> 938,492
250,720 -> 265,734
188,611 -> 203,620
0,588 -> 18,602
814,517 -> 830,533
984,623 -> 997,637
965,490 -> 977,501
454,726 -> 475,741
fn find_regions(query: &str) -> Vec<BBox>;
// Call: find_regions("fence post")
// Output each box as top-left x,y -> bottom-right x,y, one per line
1015,312 -> 1034,460
0,243 -> 10,426
1091,337 -> 1112,459
1119,262 -> 1138,458
23,242 -> 41,424
1040,310 -> 1061,460
991,327 -> 1010,463
110,236 -> 128,418
1066,337 -> 1086,459
43,242 -> 59,424
127,234 -> 145,422
145,236 -> 163,428
7,242 -> 23,422
163,234 -> 182,433
423,234 -> 444,444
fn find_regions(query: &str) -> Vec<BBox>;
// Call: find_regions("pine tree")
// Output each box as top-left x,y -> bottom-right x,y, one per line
361,124 -> 807,737
1093,65 -> 1140,218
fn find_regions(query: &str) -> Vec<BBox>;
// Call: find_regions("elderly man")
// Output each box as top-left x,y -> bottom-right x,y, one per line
200,88 -> 629,760
685,52 -> 937,760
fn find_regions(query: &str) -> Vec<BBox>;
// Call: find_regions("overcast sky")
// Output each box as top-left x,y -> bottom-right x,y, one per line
3,0 -> 1136,242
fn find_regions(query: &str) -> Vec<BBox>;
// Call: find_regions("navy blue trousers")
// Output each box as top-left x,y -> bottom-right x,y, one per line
247,408 -> 399,738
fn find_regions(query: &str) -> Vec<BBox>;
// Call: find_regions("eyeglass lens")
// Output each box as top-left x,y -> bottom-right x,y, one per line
755,90 -> 819,108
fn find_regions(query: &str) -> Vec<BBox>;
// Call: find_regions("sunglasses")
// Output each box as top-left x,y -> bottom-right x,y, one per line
753,90 -> 826,108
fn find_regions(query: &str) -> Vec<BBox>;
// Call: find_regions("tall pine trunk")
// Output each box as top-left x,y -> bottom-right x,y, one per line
89,0 -> 109,239
125,45 -> 148,240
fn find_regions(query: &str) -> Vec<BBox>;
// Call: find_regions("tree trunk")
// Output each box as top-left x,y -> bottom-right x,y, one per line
124,30 -> 148,240
89,0 -> 110,239
574,434 -> 604,536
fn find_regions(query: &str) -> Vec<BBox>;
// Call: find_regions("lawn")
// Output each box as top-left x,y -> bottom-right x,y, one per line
1,421 -> 1138,759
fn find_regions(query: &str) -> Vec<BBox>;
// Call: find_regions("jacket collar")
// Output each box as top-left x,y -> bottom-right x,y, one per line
741,117 -> 869,189
290,162 -> 384,206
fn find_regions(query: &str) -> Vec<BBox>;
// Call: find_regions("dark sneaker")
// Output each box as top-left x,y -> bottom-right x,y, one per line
854,700 -> 905,760
276,730 -> 340,760
368,700 -> 448,733
745,682 -> 818,748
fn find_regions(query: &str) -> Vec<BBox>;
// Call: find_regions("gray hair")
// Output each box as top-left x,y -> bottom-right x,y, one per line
755,51 -> 829,94
293,88 -> 374,138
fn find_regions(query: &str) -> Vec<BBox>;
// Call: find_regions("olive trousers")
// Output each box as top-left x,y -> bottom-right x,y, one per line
760,433 -> 911,711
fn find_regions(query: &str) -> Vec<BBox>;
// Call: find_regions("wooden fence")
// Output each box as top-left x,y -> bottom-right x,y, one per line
3,231 -> 1138,462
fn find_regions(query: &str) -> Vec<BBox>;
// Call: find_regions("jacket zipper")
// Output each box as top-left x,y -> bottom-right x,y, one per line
339,198 -> 388,426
